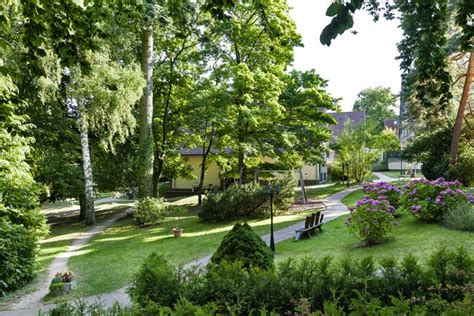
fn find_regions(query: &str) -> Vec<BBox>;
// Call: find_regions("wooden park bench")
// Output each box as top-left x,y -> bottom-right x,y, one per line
295,211 -> 324,240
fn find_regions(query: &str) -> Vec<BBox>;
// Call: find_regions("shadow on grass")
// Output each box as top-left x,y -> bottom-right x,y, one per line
65,212 -> 308,297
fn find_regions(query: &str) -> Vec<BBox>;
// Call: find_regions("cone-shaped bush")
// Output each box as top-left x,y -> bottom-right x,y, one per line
211,223 -> 274,270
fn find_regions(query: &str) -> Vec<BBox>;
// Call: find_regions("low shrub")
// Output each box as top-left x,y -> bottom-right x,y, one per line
327,162 -> 346,182
443,202 -> 474,232
210,222 -> 274,270
129,253 -> 180,308
199,183 -> 268,222
134,198 -> 167,225
0,220 -> 38,295
200,175 -> 296,222
126,248 -> 473,315
345,196 -> 396,245
363,181 -> 401,209
400,178 -> 468,222
270,172 -> 297,212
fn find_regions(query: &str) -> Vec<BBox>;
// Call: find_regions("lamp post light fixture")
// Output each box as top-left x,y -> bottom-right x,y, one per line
266,184 -> 281,253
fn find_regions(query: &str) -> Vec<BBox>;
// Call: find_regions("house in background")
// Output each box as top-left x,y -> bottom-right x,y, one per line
170,148 -> 328,193
383,119 -> 421,171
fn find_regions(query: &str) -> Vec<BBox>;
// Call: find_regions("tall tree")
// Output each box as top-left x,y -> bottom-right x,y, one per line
138,16 -> 156,198
65,52 -> 144,225
320,0 -> 473,171
353,87 -> 398,131
152,0 -> 204,196
205,0 -> 302,184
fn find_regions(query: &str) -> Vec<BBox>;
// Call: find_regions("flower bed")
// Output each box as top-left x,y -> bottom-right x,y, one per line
401,178 -> 472,222
345,196 -> 396,246
363,181 -> 401,209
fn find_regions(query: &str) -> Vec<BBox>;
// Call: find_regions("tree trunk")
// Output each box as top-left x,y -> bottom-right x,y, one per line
450,50 -> 474,167
79,119 -> 95,225
79,194 -> 86,221
152,156 -> 164,197
238,149 -> 245,185
138,22 -> 155,198
198,134 -> 214,205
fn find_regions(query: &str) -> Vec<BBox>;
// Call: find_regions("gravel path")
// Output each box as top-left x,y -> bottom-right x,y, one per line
2,176 -> 396,315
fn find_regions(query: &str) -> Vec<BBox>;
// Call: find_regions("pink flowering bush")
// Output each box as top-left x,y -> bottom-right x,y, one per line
363,182 -> 401,209
345,196 -> 396,246
400,177 -> 473,222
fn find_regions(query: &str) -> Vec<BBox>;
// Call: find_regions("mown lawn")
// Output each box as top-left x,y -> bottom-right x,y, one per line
276,188 -> 473,265
305,182 -> 351,199
67,210 -> 310,296
276,213 -> 473,264
341,189 -> 365,208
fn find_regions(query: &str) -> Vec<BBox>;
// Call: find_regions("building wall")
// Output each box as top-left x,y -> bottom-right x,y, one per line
172,156 -> 221,190
388,158 -> 422,171
301,163 -> 318,181
172,156 -> 325,190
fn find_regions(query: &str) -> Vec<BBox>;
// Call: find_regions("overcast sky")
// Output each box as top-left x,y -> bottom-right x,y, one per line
288,0 -> 403,111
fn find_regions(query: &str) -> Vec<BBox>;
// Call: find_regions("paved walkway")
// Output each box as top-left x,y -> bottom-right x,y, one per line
2,175 -> 396,315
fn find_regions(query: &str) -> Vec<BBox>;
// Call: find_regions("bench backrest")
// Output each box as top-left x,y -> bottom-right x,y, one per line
305,213 -> 316,228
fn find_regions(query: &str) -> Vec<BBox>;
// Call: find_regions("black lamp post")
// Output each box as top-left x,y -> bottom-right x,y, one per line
266,184 -> 280,253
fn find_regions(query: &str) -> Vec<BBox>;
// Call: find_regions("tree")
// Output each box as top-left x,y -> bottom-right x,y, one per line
65,52 -> 144,224
204,0 -> 302,184
0,74 -> 48,294
335,123 -> 399,183
151,0 -> 204,196
353,87 -> 397,131
320,0 -> 473,173
276,70 -> 338,165
138,13 -> 156,199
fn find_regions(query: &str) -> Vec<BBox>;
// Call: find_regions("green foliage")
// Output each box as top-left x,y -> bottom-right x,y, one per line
443,203 -> 474,232
0,75 -> 47,295
353,86 -> 397,131
129,253 -> 180,308
449,149 -> 474,186
335,124 -> 379,184
210,223 -> 274,270
132,248 -> 473,314
199,183 -> 268,221
345,196 -> 396,245
400,178 -> 469,223
407,130 -> 444,182
0,221 -> 38,296
134,198 -> 167,226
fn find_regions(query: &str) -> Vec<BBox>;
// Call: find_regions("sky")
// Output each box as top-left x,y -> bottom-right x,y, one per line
288,0 -> 403,111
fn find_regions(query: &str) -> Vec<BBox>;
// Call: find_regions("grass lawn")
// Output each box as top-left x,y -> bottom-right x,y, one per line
66,210 -> 310,296
276,186 -> 473,265
341,189 -> 365,208
305,182 -> 352,199
275,213 -> 473,264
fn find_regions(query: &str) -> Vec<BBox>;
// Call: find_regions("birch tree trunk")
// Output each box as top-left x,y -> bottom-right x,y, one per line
138,22 -> 155,198
450,50 -> 473,167
79,118 -> 95,225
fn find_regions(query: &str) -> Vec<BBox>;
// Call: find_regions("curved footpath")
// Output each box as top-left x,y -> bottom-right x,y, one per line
1,172 -> 393,315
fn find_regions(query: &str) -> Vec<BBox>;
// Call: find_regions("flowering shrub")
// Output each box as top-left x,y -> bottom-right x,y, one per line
345,196 -> 396,246
363,182 -> 401,209
400,178 -> 472,222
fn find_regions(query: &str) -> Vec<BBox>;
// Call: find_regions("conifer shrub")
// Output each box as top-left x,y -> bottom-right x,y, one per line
129,253 -> 180,308
211,222 -> 274,270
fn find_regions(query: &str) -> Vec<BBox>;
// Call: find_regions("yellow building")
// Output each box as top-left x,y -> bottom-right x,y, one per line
171,148 -> 327,191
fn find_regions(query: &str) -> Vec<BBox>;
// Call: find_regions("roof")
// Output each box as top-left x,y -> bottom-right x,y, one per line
179,147 -> 218,156
329,111 -> 366,138
179,147 -> 234,156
